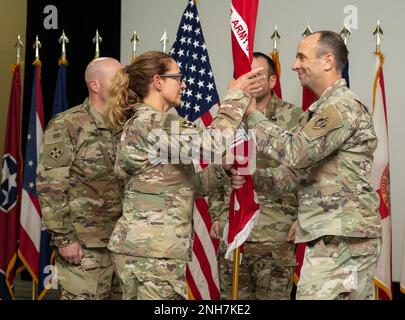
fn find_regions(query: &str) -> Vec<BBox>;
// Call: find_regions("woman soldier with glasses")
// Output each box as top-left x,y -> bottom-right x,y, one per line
105,51 -> 263,300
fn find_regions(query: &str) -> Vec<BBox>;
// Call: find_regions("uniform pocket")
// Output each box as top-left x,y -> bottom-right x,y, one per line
123,189 -> 165,222
80,249 -> 112,271
309,236 -> 345,260
348,238 -> 379,257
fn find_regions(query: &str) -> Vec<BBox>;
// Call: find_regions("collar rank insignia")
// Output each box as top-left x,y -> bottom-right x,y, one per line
314,117 -> 328,129
49,147 -> 64,161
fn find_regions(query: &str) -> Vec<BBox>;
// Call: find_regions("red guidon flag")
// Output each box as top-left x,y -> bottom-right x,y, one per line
301,87 -> 317,111
370,51 -> 392,300
224,0 -> 260,260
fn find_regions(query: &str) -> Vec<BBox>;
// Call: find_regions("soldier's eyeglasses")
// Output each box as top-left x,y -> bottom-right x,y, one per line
159,73 -> 184,84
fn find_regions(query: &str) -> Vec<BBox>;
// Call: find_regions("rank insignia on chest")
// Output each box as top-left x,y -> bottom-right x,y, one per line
181,120 -> 197,129
49,147 -> 64,161
314,117 -> 328,129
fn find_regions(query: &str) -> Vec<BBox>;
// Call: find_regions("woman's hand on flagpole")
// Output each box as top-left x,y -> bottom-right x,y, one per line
210,220 -> 221,239
230,167 -> 247,190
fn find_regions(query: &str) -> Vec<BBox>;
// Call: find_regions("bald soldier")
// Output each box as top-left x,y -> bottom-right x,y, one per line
37,57 -> 123,300
232,31 -> 381,300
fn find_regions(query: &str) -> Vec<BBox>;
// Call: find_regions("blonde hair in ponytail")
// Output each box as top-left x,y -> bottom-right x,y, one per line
106,51 -> 174,129
106,68 -> 140,129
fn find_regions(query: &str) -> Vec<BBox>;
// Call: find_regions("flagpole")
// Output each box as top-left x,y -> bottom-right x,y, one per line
32,35 -> 42,300
160,29 -> 169,53
302,24 -> 313,38
32,35 -> 42,67
229,0 -> 260,300
372,21 -> 383,115
130,31 -> 139,62
93,29 -> 102,59
231,248 -> 240,299
339,25 -> 352,46
15,34 -> 24,66
270,25 -> 283,98
373,20 -> 383,54
271,25 -> 280,53
58,30 -> 69,65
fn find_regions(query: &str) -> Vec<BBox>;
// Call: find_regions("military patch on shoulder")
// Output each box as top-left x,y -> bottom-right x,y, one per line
314,117 -> 328,129
48,147 -> 64,161
303,105 -> 344,141
44,129 -> 63,145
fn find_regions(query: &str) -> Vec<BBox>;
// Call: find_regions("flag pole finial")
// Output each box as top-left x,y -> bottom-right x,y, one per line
160,29 -> 169,54
58,30 -> 69,64
339,25 -> 352,46
271,25 -> 281,52
15,34 -> 24,65
92,29 -> 103,59
131,31 -> 140,62
32,35 -> 42,63
373,20 -> 383,53
302,24 -> 313,38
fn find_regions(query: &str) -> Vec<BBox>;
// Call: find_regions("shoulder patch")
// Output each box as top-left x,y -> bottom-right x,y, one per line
48,146 -> 64,161
44,129 -> 63,145
303,105 -> 344,141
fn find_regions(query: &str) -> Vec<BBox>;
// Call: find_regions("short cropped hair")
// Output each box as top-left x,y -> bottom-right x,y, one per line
253,52 -> 276,77
313,30 -> 348,73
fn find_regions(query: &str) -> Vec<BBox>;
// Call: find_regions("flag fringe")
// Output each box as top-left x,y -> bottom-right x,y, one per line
3,253 -> 18,299
373,278 -> 392,300
187,285 -> 195,300
17,250 -> 39,284
400,284 -> 405,295
372,51 -> 384,115
58,58 -> 68,66
17,250 -> 39,300
271,51 -> 281,78
32,59 -> 42,67
223,209 -> 260,260
37,249 -> 56,300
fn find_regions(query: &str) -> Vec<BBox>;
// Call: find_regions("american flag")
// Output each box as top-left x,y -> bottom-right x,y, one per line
169,0 -> 220,299
18,62 -> 44,291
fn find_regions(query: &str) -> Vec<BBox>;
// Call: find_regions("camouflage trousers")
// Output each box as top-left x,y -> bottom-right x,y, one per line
296,236 -> 382,300
112,253 -> 187,300
55,247 -> 116,300
218,241 -> 296,300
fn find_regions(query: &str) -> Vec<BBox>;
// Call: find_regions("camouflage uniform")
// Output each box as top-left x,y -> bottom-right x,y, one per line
108,90 -> 251,300
211,95 -> 302,300
246,79 -> 382,300
37,98 -> 123,300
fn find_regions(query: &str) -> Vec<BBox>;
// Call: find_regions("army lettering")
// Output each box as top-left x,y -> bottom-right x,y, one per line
230,4 -> 250,56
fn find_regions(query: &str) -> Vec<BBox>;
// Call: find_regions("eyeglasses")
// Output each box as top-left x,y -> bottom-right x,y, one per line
159,73 -> 184,84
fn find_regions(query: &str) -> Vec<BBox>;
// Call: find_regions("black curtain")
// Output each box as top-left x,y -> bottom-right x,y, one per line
22,0 -> 121,155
